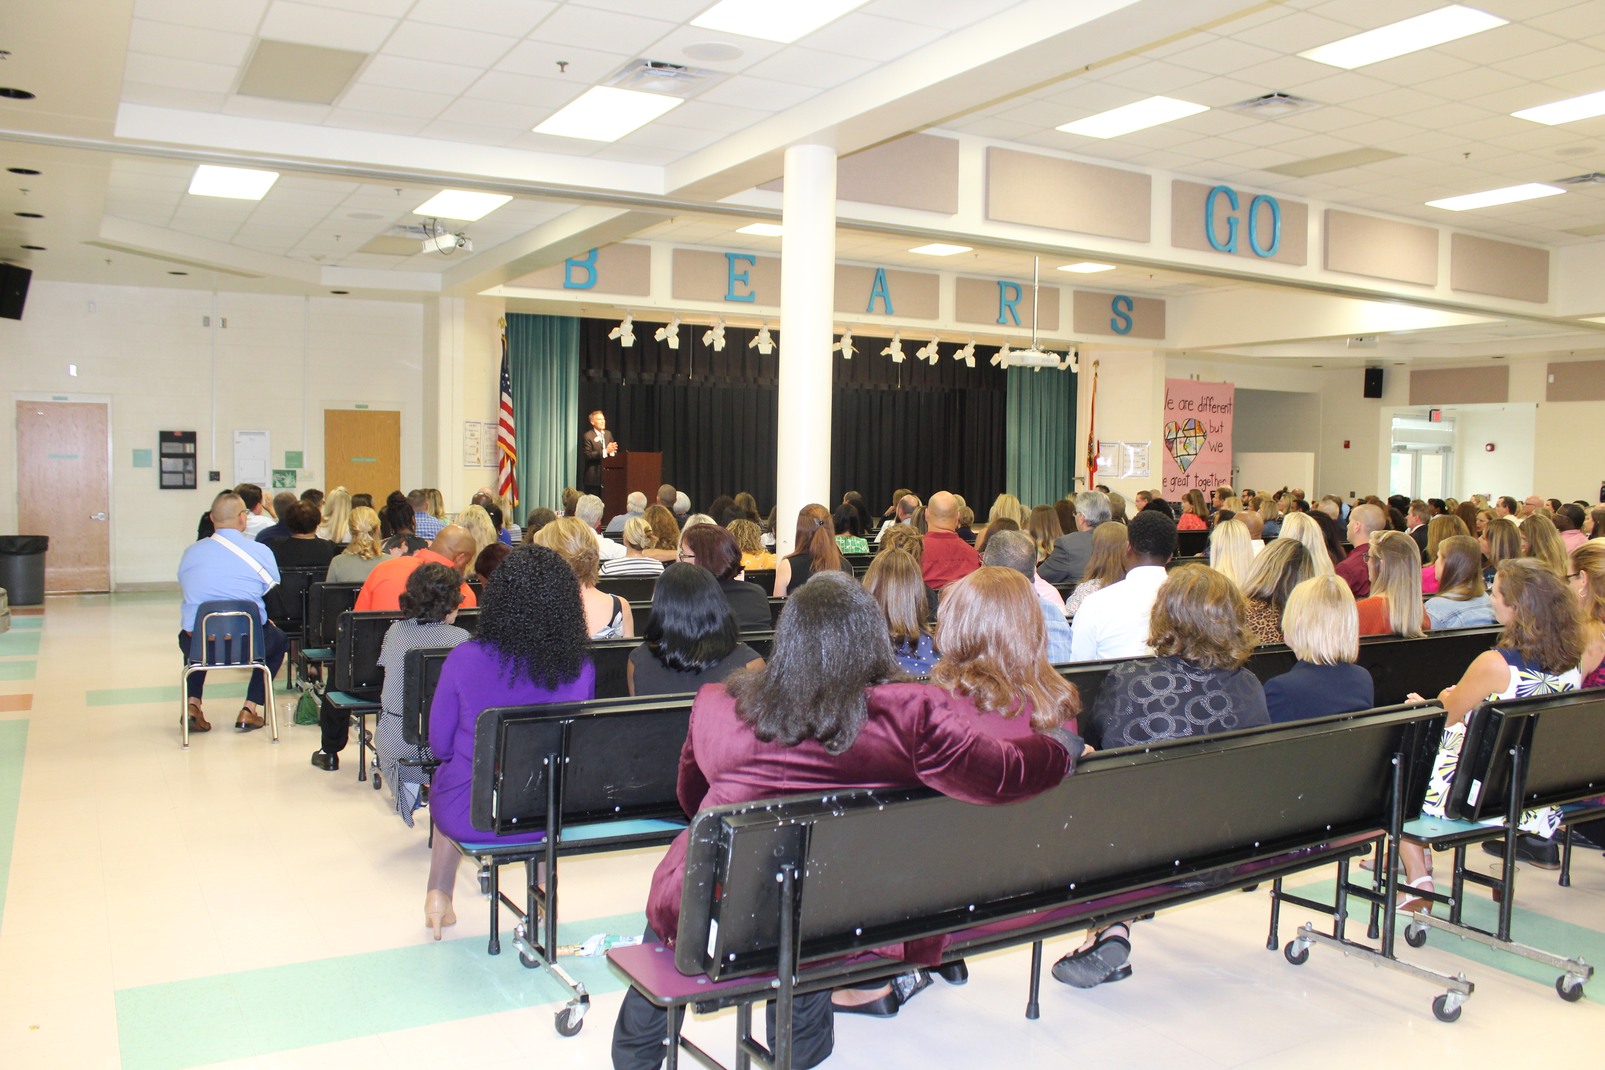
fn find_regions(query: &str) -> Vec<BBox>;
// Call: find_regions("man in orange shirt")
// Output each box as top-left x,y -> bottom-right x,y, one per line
354,526 -> 478,612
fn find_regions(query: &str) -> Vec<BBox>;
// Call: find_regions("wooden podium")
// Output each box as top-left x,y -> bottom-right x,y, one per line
602,450 -> 661,520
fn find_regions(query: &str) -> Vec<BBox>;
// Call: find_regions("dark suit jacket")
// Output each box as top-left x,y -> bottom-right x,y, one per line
1038,529 -> 1096,585
581,428 -> 614,487
1408,525 -> 1429,563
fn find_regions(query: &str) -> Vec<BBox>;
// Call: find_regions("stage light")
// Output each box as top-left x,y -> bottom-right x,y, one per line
702,319 -> 726,351
990,341 -> 1013,368
654,316 -> 681,349
882,332 -> 905,363
832,328 -> 855,360
609,314 -> 636,347
954,340 -> 976,368
915,338 -> 940,364
750,323 -> 775,355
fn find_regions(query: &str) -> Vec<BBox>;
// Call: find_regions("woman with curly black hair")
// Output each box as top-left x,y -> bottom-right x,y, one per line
628,563 -> 763,696
423,545 -> 595,939
359,564 -> 471,825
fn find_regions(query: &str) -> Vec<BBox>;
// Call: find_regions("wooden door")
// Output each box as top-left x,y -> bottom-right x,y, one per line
324,409 -> 401,500
16,401 -> 111,592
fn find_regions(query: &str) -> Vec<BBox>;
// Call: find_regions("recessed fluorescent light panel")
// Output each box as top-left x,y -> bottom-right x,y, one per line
413,190 -> 511,221
1513,89 -> 1605,126
909,243 -> 971,256
1299,5 -> 1506,70
1426,183 -> 1564,211
737,223 -> 784,236
1057,96 -> 1207,139
1058,262 -> 1116,274
691,0 -> 868,44
533,86 -> 682,142
188,164 -> 279,200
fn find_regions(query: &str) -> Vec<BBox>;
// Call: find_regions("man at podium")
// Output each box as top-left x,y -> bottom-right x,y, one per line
581,409 -> 617,496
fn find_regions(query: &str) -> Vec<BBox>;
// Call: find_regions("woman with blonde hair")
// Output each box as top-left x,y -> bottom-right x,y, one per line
1356,530 -> 1428,637
863,548 -> 938,675
455,504 -> 499,579
1424,535 -> 1494,629
425,488 -> 447,521
1207,518 -> 1253,588
1238,538 -> 1316,646
1519,513 -> 1569,579
1264,574 -> 1372,723
326,505 -> 387,583
317,486 -> 352,545
1420,514 -> 1469,594
1479,518 -> 1521,593
988,493 -> 1031,530
535,516 -> 634,639
726,518 -> 774,572
1278,512 -> 1336,577
599,515 -> 665,577
1064,521 -> 1128,620
773,503 -> 850,596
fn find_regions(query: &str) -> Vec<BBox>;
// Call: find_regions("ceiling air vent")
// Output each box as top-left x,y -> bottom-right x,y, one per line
606,59 -> 719,98
1228,92 -> 1316,117
1554,172 -> 1605,186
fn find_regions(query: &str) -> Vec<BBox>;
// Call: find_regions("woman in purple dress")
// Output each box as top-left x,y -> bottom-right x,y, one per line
423,545 -> 596,939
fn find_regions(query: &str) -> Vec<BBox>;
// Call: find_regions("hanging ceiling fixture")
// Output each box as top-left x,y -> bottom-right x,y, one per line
882,331 -> 905,363
832,327 -> 856,360
750,323 -> 775,355
954,339 -> 977,368
915,338 -> 940,364
608,313 -> 636,347
702,318 -> 726,351
653,316 -> 681,349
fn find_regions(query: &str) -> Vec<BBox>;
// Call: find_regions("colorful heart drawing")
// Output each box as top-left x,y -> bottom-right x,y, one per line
1164,418 -> 1207,473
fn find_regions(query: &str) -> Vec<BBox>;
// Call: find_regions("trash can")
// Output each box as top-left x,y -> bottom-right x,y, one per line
0,535 -> 48,606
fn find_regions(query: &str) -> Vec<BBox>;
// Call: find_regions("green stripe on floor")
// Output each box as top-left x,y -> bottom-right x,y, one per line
1288,874 -> 1605,1003
115,909 -> 645,1070
0,661 -> 36,681
0,720 -> 28,931
6,617 -> 42,629
0,630 -> 42,655
87,683 -> 250,706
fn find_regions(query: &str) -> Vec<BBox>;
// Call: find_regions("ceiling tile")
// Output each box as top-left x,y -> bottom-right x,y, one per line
415,119 -> 521,147
336,83 -> 455,119
122,52 -> 237,93
434,95 -> 551,130
861,0 -> 996,31
620,123 -> 726,152
135,0 -> 270,34
380,21 -> 521,67
639,27 -> 780,74
1096,60 -> 1210,97
121,82 -> 229,112
323,108 -> 430,135
1353,49 -> 1475,90
530,5 -> 679,54
744,45 -> 877,90
798,12 -> 947,62
568,0 -> 710,19
1163,36 -> 1283,77
495,39 -> 632,81
408,0 -> 557,35
656,99 -> 768,135
697,75 -> 818,112
313,0 -> 415,15
221,95 -> 332,123
1527,3 -> 1605,38
1494,42 -> 1605,81
357,55 -> 484,95
127,18 -> 254,66
258,1 -> 397,51
1228,10 -> 1368,53
1438,23 -> 1570,65
463,70 -> 584,110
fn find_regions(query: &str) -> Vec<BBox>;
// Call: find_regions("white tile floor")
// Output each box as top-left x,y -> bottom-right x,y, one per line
1,592 -> 1602,1069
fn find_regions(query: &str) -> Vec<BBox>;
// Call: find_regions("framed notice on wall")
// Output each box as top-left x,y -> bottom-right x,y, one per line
158,430 -> 197,489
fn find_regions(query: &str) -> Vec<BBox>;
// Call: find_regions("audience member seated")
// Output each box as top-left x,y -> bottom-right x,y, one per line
733,491 -> 763,526
914,491 -> 979,592
178,492 -> 286,733
1480,518 -> 1520,593
355,526 -> 478,612
325,506 -> 385,583
1176,489 -> 1210,531
267,500 -> 339,572
1059,565 -> 1267,990
1571,540 -> 1605,690
536,517 -> 634,640
481,501 -> 512,546
627,563 -> 764,696
1424,535 -> 1494,629
1554,503 -> 1588,553
521,507 -> 557,543
334,564 -> 468,801
832,493 -> 866,538
1279,512 -> 1336,577
608,490 -> 648,534
235,482 -> 275,540
727,518 -> 775,573
409,488 -> 444,540
424,546 -> 597,940
775,503 -> 853,596
1064,522 -> 1128,621
680,522 -> 770,632
1588,506 -> 1605,539
1404,499 -> 1431,561
609,571 -> 1082,1066
1407,560 -> 1586,885
253,491 -> 299,544
1310,510 -> 1348,570
380,491 -> 427,556
1336,503 -> 1384,598
863,547 -> 938,675
572,493 -> 626,564
1238,538 -> 1316,646
455,504 -> 500,579
874,491 -> 919,544
1419,514 -> 1470,594
1356,530 -> 1429,638
1067,509 -> 1176,662
602,516 -> 668,577
1519,512 -> 1569,579
1264,575 -> 1372,723
972,515 -> 1016,557
1208,518 -> 1252,588
474,542 -> 510,580
981,532 -> 1071,663
317,487 -> 353,545
1027,505 -> 1063,565
1453,500 -> 1480,535
640,503 -> 681,562
1040,491 -> 1112,585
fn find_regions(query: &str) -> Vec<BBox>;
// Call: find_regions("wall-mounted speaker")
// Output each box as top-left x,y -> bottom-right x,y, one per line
1363,367 -> 1383,399
0,264 -> 32,320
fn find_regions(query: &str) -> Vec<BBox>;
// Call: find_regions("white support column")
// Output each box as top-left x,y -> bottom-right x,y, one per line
775,142 -> 837,556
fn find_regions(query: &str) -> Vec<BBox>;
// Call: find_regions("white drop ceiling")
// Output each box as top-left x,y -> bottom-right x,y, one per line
3,0 -> 1605,362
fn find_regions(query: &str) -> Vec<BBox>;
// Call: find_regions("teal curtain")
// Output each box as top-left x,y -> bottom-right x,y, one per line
1005,366 -> 1077,505
507,313 -> 579,514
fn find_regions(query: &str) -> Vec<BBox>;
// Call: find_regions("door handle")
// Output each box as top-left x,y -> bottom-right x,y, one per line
91,512 -> 108,521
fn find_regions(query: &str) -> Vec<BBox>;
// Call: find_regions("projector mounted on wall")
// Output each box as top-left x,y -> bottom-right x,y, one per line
420,220 -> 471,255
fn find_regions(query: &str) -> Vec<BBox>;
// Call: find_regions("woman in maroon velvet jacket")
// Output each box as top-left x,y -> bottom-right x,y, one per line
612,570 -> 1084,1070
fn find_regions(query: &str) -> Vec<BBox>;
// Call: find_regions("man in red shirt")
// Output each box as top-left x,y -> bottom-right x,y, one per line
355,525 -> 479,611
1335,503 -> 1383,599
920,491 -> 980,590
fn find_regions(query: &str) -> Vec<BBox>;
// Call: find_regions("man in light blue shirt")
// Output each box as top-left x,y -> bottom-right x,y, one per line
409,489 -> 444,540
178,492 -> 285,733
983,530 -> 1073,664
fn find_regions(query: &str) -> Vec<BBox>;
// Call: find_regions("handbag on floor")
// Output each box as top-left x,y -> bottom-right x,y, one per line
293,688 -> 320,726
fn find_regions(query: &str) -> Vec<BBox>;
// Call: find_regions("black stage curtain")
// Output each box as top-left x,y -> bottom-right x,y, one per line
577,317 -> 1006,516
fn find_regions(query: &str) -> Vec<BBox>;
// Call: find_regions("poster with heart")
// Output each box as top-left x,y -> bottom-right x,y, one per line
1162,379 -> 1234,498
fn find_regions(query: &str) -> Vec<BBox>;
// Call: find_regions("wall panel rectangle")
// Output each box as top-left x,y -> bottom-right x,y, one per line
512,243 -> 651,295
834,266 -> 938,319
1171,180 -> 1307,265
1324,210 -> 1438,286
1073,290 -> 1165,339
761,134 -> 960,215
1451,233 -> 1549,303
672,248 -> 781,305
1408,365 -> 1508,406
956,276 -> 1059,330
986,147 -> 1150,242
1546,360 -> 1605,402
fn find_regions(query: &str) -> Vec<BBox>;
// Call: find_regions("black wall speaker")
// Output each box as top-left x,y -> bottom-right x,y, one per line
0,264 -> 32,320
1363,367 -> 1383,399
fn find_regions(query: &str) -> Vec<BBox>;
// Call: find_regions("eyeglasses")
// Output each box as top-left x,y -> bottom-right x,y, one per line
677,550 -> 695,562
1567,571 -> 1582,581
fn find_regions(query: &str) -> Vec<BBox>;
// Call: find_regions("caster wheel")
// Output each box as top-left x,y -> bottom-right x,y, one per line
1557,976 -> 1585,1002
373,772 -> 382,791
1404,925 -> 1428,949
519,949 -> 540,969
1432,995 -> 1462,1022
1283,940 -> 1309,966
478,869 -> 491,896
555,1006 -> 585,1037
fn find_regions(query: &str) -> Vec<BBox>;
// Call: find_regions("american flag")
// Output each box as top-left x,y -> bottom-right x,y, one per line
497,329 -> 518,507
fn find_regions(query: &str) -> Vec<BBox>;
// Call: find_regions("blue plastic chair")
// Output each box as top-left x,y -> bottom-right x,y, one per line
181,599 -> 279,747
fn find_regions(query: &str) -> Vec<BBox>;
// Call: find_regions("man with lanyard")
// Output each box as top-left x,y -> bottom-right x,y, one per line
178,492 -> 286,732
